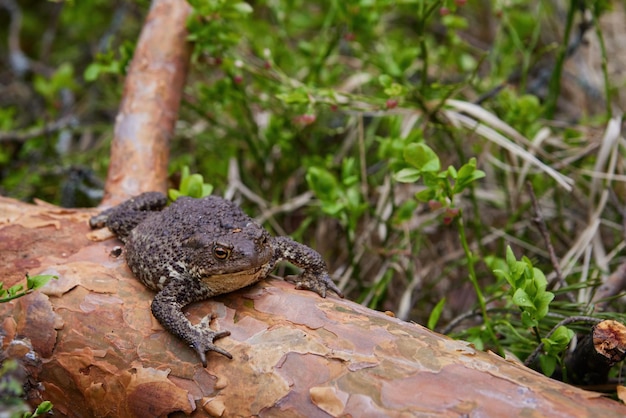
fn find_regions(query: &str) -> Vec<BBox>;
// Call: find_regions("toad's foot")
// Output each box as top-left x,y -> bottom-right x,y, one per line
191,321 -> 233,367
285,272 -> 344,298
152,287 -> 234,367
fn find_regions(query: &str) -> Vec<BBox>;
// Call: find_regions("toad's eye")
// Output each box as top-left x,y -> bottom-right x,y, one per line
213,246 -> 231,260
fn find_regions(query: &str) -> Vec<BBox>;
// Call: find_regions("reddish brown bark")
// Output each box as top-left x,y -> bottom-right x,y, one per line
101,0 -> 192,206
2,196 -> 626,417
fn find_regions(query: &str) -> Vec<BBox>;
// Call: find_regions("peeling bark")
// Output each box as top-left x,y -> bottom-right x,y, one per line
2,196 -> 626,417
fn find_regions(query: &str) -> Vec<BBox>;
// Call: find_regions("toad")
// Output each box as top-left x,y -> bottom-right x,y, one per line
90,192 -> 343,366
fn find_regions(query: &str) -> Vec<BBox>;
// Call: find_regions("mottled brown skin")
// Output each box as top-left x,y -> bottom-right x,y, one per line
90,192 -> 343,366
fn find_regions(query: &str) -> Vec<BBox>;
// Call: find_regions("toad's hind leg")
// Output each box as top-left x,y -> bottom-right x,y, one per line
89,191 -> 168,241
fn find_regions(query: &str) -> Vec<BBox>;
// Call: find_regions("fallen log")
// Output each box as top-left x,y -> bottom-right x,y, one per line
1,196 -> 626,417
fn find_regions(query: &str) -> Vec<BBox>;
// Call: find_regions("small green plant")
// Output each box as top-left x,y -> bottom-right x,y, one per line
495,246 -> 555,329
186,0 -> 253,60
493,247 -> 574,376
537,325 -> 574,377
305,157 -> 367,240
395,143 -> 490,340
0,274 -> 57,303
33,63 -> 79,110
84,41 -> 135,82
394,143 -> 486,210
168,166 -> 213,201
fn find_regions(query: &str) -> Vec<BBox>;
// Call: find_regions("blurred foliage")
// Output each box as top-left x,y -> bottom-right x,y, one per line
0,273 -> 56,417
2,0 -> 626,385
0,357 -> 54,417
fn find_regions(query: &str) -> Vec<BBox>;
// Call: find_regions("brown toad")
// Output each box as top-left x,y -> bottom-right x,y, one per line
90,191 -> 343,366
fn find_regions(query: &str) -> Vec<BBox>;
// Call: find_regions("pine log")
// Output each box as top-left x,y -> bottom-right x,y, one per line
100,0 -> 192,205
1,196 -> 626,417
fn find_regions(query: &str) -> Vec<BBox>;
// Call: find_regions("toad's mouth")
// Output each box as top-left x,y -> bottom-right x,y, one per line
199,263 -> 273,293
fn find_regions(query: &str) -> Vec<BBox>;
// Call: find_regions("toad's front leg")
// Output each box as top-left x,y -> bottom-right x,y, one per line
272,236 -> 344,298
151,278 -> 232,367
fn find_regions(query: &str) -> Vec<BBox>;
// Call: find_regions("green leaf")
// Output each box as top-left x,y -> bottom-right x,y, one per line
532,267 -> 548,291
34,400 -> 54,416
345,187 -> 362,211
8,284 -> 23,296
485,256 -> 507,275
453,158 -> 486,193
183,174 -> 205,198
341,158 -> 359,187
231,2 -> 253,14
541,326 -> 574,357
306,167 -> 339,202
33,76 -> 53,100
383,82 -> 406,97
393,199 -> 418,224
35,63 -> 79,102
512,288 -> 534,309
506,253 -> 526,287
168,189 -> 181,201
201,184 -> 214,197
422,172 -> 442,188
51,63 -> 77,92
84,63 -> 101,81
276,88 -> 310,104
505,246 -> 516,268
534,292 -> 555,320
521,310 -> 537,328
320,201 -> 344,216
539,354 -> 557,377
427,298 -> 446,330
26,274 -> 57,291
551,326 -> 574,345
181,165 -> 191,180
169,167 -> 212,200
415,188 -> 435,202
378,74 -> 392,88
403,143 -> 440,172
393,168 -> 421,183
493,268 -> 508,283
447,165 -> 458,179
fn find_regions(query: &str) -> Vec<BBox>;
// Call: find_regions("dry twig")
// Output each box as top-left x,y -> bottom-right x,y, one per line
526,181 -> 567,292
